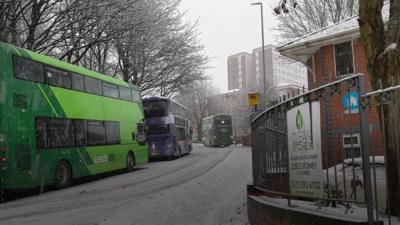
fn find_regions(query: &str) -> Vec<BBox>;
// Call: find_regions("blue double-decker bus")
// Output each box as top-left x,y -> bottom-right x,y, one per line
143,97 -> 192,159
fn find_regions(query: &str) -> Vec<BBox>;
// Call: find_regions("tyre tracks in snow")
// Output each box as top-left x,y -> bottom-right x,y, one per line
0,147 -> 233,221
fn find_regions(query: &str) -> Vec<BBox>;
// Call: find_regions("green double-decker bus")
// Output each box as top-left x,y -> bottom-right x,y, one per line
202,114 -> 233,147
0,42 -> 147,193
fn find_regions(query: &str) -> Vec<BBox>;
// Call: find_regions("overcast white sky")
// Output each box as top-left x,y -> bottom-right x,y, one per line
179,0 -> 279,92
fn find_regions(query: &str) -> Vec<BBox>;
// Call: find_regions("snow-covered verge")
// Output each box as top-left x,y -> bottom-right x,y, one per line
252,195 -> 400,225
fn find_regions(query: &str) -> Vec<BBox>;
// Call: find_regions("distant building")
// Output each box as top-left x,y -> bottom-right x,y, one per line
207,90 -> 253,140
227,52 -> 253,91
250,45 -> 308,92
263,83 -> 305,106
274,83 -> 305,99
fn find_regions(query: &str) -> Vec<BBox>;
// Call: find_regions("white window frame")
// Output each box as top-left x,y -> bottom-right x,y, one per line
342,133 -> 361,148
333,40 -> 356,78
342,133 -> 362,159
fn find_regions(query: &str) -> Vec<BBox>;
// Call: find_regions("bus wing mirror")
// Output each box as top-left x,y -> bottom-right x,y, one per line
137,123 -> 147,145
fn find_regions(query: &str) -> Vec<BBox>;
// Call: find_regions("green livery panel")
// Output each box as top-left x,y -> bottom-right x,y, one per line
0,42 -> 147,190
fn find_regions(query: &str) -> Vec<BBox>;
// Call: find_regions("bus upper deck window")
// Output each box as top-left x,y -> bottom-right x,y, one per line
103,83 -> 119,99
71,73 -> 84,91
84,76 -> 102,95
119,86 -> 132,101
131,90 -> 141,102
45,66 -> 71,89
13,56 -> 44,83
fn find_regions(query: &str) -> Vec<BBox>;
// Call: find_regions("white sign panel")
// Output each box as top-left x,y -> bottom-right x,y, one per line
287,102 -> 323,198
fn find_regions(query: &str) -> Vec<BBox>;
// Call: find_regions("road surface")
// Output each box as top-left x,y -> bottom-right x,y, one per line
0,144 -> 252,225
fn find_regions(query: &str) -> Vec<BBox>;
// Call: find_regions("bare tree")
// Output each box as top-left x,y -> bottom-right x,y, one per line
0,0 -> 133,62
48,0 -> 134,65
0,0 -> 208,97
273,0 -> 358,41
358,0 -> 400,215
114,0 -> 208,96
177,81 -> 219,142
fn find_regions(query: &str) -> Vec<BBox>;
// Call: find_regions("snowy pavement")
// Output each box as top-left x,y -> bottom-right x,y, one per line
0,144 -> 252,225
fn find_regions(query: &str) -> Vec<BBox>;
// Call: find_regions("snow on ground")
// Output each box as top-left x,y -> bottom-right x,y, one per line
0,145 -> 252,225
255,196 -> 400,225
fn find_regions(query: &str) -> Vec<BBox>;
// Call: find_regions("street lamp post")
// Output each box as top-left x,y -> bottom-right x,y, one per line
251,2 -> 267,109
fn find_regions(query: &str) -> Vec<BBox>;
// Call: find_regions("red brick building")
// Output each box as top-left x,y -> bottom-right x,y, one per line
277,3 -> 389,165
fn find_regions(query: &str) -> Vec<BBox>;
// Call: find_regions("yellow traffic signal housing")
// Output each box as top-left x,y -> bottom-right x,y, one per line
248,92 -> 260,106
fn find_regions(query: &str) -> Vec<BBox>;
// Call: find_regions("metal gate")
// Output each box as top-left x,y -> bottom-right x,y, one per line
250,73 -> 395,224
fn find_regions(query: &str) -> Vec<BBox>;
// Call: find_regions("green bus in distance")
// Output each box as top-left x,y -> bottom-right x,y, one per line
0,42 -> 147,193
202,114 -> 233,147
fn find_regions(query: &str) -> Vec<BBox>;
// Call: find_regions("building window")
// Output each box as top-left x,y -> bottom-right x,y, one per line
342,134 -> 361,159
334,41 -> 354,76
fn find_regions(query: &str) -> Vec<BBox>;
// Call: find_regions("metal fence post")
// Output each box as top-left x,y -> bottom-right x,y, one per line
358,76 -> 374,225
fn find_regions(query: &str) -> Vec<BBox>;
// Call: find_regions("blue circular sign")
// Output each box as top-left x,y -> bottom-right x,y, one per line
343,91 -> 359,114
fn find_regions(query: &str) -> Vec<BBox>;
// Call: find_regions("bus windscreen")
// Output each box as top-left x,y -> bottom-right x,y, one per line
143,99 -> 168,118
147,124 -> 170,135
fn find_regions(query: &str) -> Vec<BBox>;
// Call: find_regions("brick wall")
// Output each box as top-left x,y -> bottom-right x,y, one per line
248,38 -> 385,225
307,38 -> 384,167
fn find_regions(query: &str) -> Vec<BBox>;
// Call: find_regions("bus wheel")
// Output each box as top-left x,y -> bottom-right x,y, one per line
55,161 -> 72,189
0,190 -> 4,203
126,152 -> 135,172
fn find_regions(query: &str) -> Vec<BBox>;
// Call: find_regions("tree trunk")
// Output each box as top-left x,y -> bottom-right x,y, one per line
196,120 -> 202,142
26,0 -> 41,50
359,0 -> 400,215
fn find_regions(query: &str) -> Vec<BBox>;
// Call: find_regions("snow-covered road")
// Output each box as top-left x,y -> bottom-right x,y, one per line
0,144 -> 252,225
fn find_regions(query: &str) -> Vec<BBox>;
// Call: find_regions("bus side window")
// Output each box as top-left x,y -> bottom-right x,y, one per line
71,73 -> 85,91
13,56 -> 44,83
73,120 -> 87,146
105,121 -> 120,145
87,121 -> 106,146
35,118 -> 47,149
131,89 -> 140,102
84,76 -> 102,95
47,118 -> 74,148
119,86 -> 132,101
177,127 -> 186,141
103,83 -> 119,99
44,66 -> 71,89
